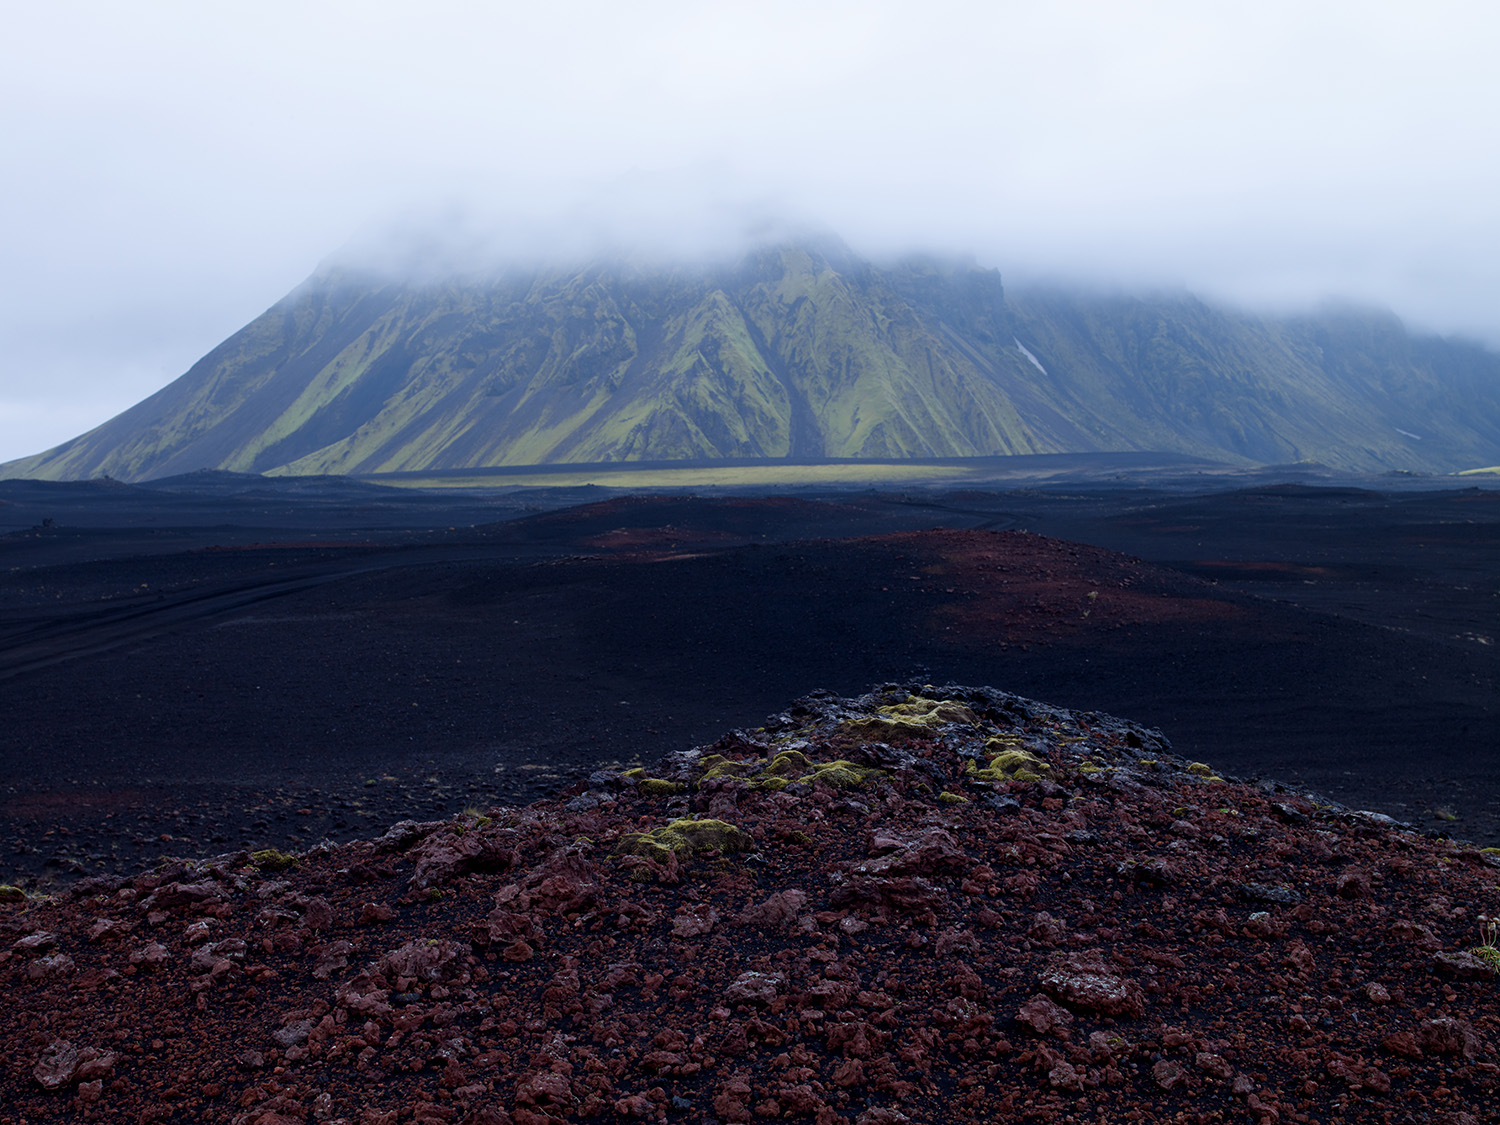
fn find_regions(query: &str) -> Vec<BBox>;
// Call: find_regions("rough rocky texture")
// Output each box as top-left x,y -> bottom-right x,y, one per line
3,684 -> 1500,1123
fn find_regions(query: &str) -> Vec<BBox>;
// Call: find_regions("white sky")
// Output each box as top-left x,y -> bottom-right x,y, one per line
3,0 -> 1499,464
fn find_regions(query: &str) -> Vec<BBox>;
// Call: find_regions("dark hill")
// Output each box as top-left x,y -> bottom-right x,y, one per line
6,685 -> 1500,1123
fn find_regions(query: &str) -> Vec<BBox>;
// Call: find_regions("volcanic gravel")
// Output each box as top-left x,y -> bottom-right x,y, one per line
3,491 -> 1497,885
5,685 -> 1500,1124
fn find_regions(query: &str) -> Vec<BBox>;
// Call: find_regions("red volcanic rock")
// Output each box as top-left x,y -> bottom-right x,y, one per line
1152,1058 -> 1187,1090
1336,868 -> 1374,899
850,828 -> 972,877
379,937 -> 465,982
671,903 -> 720,936
6,683 -> 1500,1121
32,1041 -> 116,1089
1016,994 -> 1074,1037
1434,950 -> 1500,980
409,822 -> 521,889
723,970 -> 784,1006
1039,953 -> 1147,1018
14,930 -> 58,952
1418,1018 -> 1486,1058
358,900 -> 396,924
737,889 -> 808,927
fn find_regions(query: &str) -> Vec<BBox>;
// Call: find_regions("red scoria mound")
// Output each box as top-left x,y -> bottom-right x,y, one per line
3,684 -> 1499,1125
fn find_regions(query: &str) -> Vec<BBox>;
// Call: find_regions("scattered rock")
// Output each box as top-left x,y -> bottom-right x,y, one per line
33,1041 -> 116,1089
1016,994 -> 1074,1037
723,971 -> 784,1007
1239,883 -> 1302,906
1335,869 -> 1373,899
737,890 -> 807,927
1039,955 -> 1146,1018
358,901 -> 395,925
272,1019 -> 313,1048
1418,1018 -> 1485,1059
1152,1059 -> 1186,1091
379,938 -> 465,982
671,904 -> 720,937
1433,950 -> 1499,980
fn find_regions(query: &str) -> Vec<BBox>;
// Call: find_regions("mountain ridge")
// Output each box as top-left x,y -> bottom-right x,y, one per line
6,238 -> 1499,480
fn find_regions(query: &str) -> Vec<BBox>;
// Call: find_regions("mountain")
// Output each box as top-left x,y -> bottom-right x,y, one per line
6,237 -> 1500,480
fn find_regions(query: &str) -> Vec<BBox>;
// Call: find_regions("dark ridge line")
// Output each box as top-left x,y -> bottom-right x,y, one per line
348,450 -> 1230,481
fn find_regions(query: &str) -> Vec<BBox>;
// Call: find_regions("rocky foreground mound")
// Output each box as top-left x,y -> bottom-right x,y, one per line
3,686 -> 1500,1124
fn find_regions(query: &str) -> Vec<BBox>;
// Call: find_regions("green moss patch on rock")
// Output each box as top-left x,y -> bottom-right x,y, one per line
614,818 -> 754,864
637,779 -> 684,796
622,767 -> 685,796
880,697 -> 980,726
250,848 -> 298,873
764,749 -> 812,778
698,755 -> 761,782
841,696 -> 978,742
804,760 -> 886,790
967,747 -> 1050,784
748,749 -> 885,791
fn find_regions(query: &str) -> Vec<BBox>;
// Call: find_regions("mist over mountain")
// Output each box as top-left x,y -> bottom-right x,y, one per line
5,236 -> 1499,481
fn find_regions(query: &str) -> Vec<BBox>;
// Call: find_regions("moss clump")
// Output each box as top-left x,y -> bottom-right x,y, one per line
938,791 -> 969,804
878,697 -> 979,726
637,778 -> 684,797
842,715 -> 922,742
755,751 -> 885,791
699,755 -> 759,781
840,697 -> 976,743
0,884 -> 26,902
765,749 -> 812,778
990,750 -> 1050,774
619,766 -> 684,795
805,760 -> 885,790
968,748 -> 1049,783
1186,762 -> 1221,778
615,818 -> 754,864
251,848 -> 297,872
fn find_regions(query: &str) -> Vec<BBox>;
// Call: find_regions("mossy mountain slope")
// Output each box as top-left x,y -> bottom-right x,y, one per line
6,240 -> 1500,480
1005,289 -> 1500,470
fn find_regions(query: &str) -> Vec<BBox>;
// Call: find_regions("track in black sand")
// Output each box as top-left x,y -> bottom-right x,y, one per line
1,468 -> 1497,885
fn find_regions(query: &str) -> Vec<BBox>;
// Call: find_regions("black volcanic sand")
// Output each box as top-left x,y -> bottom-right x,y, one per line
1,473 -> 1496,886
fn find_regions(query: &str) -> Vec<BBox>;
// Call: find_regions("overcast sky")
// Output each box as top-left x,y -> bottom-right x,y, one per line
3,0 -> 1499,464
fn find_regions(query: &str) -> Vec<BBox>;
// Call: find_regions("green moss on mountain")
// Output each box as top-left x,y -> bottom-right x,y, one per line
4,238 -> 1498,481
